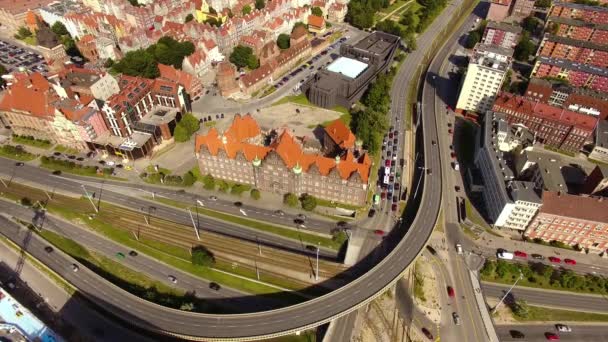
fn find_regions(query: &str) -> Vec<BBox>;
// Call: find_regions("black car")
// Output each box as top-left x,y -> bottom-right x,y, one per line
15,162 -> 24,166
209,282 -> 221,291
297,214 -> 307,220
44,246 -> 53,253
294,218 -> 305,225
531,254 -> 544,260
129,250 -> 138,257
421,328 -> 433,340
509,330 -> 525,339
368,209 -> 376,218
305,245 -> 318,251
233,201 -> 243,207
52,170 -> 62,175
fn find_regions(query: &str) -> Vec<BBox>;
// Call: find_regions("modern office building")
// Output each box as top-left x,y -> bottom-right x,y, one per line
456,44 -> 513,114
195,114 -> 372,206
475,112 -> 542,230
525,191 -> 608,254
590,119 -> 608,163
303,31 -> 400,109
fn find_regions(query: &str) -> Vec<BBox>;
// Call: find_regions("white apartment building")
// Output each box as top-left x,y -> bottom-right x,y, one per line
475,112 -> 542,230
456,44 -> 513,114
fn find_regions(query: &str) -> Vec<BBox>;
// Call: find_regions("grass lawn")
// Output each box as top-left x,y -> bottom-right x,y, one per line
144,165 -> 172,174
460,224 -> 479,240
513,305 -> 608,322
53,145 -> 80,155
261,86 -> 276,98
204,121 -> 216,127
0,146 -> 37,161
190,165 -> 203,183
266,332 -> 316,342
39,162 -> 126,181
150,197 -> 339,250
315,197 -> 362,211
12,135 -> 52,149
434,210 -> 444,233
464,199 -> 489,228
273,94 -> 311,107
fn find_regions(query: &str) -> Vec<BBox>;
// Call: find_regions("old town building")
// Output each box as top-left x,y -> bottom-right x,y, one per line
195,114 -> 371,206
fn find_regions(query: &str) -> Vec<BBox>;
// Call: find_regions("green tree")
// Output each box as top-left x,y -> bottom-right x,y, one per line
191,245 -> 215,267
180,302 -> 195,311
51,22 -> 69,36
229,45 -> 259,69
404,33 -> 417,51
311,6 -> 324,16
218,180 -> 230,192
534,0 -> 551,7
209,6 -> 217,14
180,113 -> 200,134
300,194 -> 317,211
185,13 -> 194,23
522,16 -> 539,33
202,174 -> 215,190
182,171 -> 196,186
480,260 -> 496,277
511,299 -> 530,318
502,70 -> 512,91
173,124 -> 190,142
242,4 -> 252,15
15,27 -> 32,40
465,31 -> 481,49
284,193 -> 299,207
204,17 -> 221,27
277,33 -> 291,49
231,184 -> 247,195
332,230 -> 348,245
0,64 -> 7,87
250,188 -> 261,200
104,58 -> 114,68
514,34 -> 535,62
399,10 -> 419,31
255,0 -> 265,10
375,19 -> 406,38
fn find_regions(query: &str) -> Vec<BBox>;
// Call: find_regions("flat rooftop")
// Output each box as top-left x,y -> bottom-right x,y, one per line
353,33 -> 395,55
326,57 -> 368,79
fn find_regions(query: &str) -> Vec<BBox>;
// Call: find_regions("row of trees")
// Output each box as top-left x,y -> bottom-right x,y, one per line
481,259 -> 608,294
201,174 -> 261,199
346,0 -> 391,28
283,193 -> 318,211
141,170 -> 197,186
111,36 -> 195,78
350,71 -> 393,154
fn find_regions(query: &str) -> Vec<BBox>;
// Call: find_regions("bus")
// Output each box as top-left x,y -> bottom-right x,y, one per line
373,194 -> 380,205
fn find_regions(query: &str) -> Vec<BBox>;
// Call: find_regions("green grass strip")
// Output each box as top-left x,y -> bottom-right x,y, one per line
514,305 -> 608,322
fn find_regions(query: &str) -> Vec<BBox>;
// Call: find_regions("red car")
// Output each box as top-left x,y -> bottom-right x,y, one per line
448,129 -> 453,134
564,258 -> 576,265
391,203 -> 397,211
381,192 -> 386,199
374,229 -> 385,236
389,132 -> 393,138
385,160 -> 391,167
514,251 -> 528,258
545,332 -> 560,340
450,152 -> 456,159
548,256 -> 561,263
447,286 -> 455,298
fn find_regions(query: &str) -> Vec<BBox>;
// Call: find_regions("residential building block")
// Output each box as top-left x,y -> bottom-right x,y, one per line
482,21 -> 522,49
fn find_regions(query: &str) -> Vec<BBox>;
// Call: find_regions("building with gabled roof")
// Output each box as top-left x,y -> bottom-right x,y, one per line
158,63 -> 203,100
196,115 -> 371,205
307,14 -> 325,34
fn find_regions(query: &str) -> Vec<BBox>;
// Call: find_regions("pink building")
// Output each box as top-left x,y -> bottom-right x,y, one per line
486,0 -> 512,22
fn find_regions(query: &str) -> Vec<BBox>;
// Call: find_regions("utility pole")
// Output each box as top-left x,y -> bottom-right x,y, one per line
81,185 -> 98,213
315,242 -> 320,281
257,236 -> 262,256
414,167 -> 425,199
492,271 -> 523,314
188,208 -> 200,240
0,178 -> 7,188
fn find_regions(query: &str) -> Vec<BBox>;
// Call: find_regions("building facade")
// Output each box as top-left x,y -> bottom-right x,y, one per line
590,120 -> 608,163
538,34 -> 608,68
492,92 -> 598,152
456,44 -> 513,114
483,21 -> 522,49
548,16 -> 608,45
525,191 -> 608,253
195,115 -> 372,206
475,112 -> 542,230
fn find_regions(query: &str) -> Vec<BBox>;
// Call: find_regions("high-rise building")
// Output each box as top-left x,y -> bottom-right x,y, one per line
456,44 -> 513,114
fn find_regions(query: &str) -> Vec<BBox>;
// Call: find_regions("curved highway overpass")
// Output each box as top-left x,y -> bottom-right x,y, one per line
0,12 -> 473,342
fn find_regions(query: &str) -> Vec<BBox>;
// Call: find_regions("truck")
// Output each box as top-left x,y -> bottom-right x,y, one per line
497,250 -> 514,260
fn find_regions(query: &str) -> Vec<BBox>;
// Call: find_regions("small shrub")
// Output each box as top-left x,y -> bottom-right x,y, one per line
191,245 -> 215,267
250,189 -> 261,200
283,193 -> 299,207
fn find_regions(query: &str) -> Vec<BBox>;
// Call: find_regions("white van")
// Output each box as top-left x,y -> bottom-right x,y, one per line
497,251 -> 514,260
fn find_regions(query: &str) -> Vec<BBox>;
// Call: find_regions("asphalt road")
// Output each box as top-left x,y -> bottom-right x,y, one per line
482,282 -> 608,313
496,324 -> 608,342
0,160 -> 340,260
424,4 -> 492,342
0,200 -> 292,313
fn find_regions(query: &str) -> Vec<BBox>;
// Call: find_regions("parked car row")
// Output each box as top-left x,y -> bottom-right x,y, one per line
498,249 -> 576,265
0,39 -> 48,74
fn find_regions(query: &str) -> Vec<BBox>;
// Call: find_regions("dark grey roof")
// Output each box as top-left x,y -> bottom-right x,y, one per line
548,16 -> 608,31
553,1 -> 608,12
543,34 -> 608,52
509,181 -> 541,203
487,21 -> 523,34
537,56 -> 608,77
518,149 -> 568,192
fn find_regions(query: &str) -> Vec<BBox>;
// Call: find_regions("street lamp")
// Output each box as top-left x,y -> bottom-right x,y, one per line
187,207 -> 201,240
492,270 -> 523,314
413,166 -> 426,199
315,242 -> 320,281
81,185 -> 98,213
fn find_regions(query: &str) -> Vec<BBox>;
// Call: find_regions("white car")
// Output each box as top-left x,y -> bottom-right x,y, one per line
455,244 -> 463,255
556,324 -> 571,332
168,275 -> 177,284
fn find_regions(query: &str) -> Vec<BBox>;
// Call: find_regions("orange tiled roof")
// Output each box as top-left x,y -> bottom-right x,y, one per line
0,72 -> 57,118
308,15 -> 325,28
158,63 -> 199,93
324,119 -> 355,149
196,114 -> 371,182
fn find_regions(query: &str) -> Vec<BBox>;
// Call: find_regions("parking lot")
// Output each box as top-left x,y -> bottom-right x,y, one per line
0,39 -> 48,74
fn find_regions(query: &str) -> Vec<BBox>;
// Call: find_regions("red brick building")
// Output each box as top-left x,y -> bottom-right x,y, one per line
216,61 -> 239,97
75,34 -> 99,62
538,34 -> 608,68
532,56 -> 608,93
525,77 -> 608,120
548,16 -> 608,45
524,191 -> 608,254
492,92 -> 598,152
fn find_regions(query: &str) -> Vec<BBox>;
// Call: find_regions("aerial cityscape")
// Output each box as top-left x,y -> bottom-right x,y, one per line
0,0 -> 607,340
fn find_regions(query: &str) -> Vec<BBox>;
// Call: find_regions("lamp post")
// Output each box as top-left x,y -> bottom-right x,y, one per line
414,166 -> 426,199
81,185 -> 98,213
315,243 -> 320,281
492,271 -> 523,314
187,207 -> 201,240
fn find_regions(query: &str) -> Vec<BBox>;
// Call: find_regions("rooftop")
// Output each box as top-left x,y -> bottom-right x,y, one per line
553,1 -> 608,12
537,56 -> 608,77
518,149 -> 568,192
353,32 -> 397,55
540,190 -> 608,223
486,21 -> 523,34
138,106 -> 179,126
548,15 -> 608,31
326,57 -> 369,79
543,34 -> 608,52
596,119 -> 608,148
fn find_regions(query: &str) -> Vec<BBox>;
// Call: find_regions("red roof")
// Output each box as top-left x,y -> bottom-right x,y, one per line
539,191 -> 608,223
308,15 -> 325,28
196,115 -> 371,182
493,92 -> 598,131
0,72 -> 57,118
324,119 -> 355,149
158,63 -> 200,93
